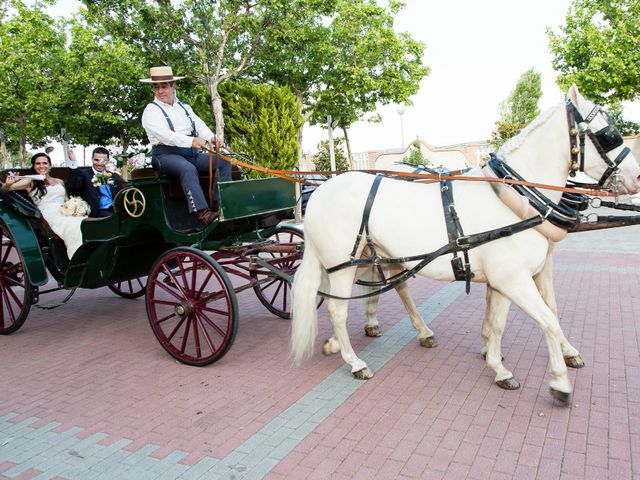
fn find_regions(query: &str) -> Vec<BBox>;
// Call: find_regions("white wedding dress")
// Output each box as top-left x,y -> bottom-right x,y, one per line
33,183 -> 85,258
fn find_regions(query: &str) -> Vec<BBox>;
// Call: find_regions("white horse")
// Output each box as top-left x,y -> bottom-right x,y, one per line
291,86 -> 640,404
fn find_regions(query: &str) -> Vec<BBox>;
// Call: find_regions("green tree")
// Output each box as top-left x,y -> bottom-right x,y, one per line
60,15 -> 149,149
490,68 -> 542,149
313,138 -> 349,172
0,0 -> 66,165
608,103 -> 640,136
403,140 -> 432,166
254,0 -> 429,163
219,81 -> 302,178
81,0 -> 316,143
548,0 -> 640,103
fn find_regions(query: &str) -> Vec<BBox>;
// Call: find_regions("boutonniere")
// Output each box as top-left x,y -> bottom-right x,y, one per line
92,172 -> 114,187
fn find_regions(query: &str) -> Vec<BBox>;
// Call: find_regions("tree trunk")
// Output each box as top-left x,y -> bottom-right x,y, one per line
18,133 -> 26,167
210,77 -> 225,143
0,129 -> 8,169
341,120 -> 353,169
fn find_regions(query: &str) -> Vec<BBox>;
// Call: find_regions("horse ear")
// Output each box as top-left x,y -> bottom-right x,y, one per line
566,85 -> 580,104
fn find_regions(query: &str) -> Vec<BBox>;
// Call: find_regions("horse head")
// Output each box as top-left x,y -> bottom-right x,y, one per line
566,85 -> 640,194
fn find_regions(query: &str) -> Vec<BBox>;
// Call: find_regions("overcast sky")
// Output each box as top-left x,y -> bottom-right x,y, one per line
47,0 -> 640,154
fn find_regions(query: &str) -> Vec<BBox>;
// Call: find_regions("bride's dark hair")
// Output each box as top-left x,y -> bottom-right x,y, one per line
29,152 -> 50,201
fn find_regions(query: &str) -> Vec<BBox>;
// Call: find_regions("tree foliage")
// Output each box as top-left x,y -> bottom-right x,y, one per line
80,0 -> 306,142
490,69 -> 542,149
608,102 -> 640,136
313,138 -> 349,172
548,0 -> 640,103
219,81 -> 302,178
60,15 -> 150,149
0,0 -> 66,164
403,140 -> 432,166
253,0 -> 429,158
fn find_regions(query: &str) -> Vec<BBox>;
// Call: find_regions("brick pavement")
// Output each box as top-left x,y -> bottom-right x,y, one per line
1,226 -> 640,479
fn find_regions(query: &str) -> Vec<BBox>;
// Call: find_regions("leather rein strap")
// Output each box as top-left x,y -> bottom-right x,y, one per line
439,176 -> 474,293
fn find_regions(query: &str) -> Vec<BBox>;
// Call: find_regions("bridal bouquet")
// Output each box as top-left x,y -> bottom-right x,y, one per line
91,172 -> 114,187
60,196 -> 91,217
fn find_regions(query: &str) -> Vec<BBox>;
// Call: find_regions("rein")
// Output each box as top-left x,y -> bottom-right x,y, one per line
203,147 -> 624,198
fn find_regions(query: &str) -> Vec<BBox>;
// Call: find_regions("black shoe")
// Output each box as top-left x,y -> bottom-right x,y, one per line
196,208 -> 219,226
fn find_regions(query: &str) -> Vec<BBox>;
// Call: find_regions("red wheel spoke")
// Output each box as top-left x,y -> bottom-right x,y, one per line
179,316 -> 193,354
191,313 -> 204,357
152,276 -> 186,302
152,311 -> 177,325
268,280 -> 285,305
166,315 -> 188,343
197,311 -> 229,338
200,305 -> 230,316
1,241 -> 12,265
162,264 -> 189,298
196,270 -> 214,298
1,288 -> 18,324
194,311 -> 217,352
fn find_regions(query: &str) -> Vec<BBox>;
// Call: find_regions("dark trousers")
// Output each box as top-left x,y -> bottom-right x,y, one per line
151,146 -> 232,213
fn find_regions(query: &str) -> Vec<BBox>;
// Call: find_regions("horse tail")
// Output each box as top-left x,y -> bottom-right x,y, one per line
291,235 -> 326,364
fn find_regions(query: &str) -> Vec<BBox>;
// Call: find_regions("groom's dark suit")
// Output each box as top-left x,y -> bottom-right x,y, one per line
67,167 -> 124,218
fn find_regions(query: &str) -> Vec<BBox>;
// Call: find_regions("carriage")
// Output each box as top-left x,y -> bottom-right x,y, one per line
0,163 -> 306,366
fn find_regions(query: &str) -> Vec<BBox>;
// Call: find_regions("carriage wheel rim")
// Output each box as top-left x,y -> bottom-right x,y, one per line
146,248 -> 237,365
251,226 -> 304,319
0,224 -> 32,334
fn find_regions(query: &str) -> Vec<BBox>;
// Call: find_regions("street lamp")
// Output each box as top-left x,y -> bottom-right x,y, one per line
396,105 -> 406,148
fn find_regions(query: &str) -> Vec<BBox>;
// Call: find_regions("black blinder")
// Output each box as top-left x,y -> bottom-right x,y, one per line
594,125 -> 624,152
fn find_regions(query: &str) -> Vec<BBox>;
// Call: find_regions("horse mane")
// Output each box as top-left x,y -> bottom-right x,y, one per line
497,103 -> 562,159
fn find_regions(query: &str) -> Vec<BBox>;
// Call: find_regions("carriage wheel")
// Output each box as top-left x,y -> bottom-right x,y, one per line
108,276 -> 147,299
146,247 -> 238,366
250,225 -> 321,319
0,222 -> 33,334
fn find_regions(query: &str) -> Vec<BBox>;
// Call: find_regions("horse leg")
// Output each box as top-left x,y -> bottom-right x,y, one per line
481,284 -> 519,389
326,274 -> 372,379
533,253 -> 584,368
495,274 -> 572,404
394,278 -> 437,347
362,277 -> 383,338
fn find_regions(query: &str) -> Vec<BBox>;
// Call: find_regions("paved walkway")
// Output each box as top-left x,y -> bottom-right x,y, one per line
1,226 -> 640,479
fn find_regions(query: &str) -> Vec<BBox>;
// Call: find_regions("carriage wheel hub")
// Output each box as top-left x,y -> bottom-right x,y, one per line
175,302 -> 192,316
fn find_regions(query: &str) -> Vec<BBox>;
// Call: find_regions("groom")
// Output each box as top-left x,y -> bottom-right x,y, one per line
68,147 -> 124,217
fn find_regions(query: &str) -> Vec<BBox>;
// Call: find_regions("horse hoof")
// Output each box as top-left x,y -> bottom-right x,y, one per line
364,325 -> 382,337
564,355 -> 585,368
550,387 -> 571,406
496,377 -> 520,390
353,367 -> 373,380
420,336 -> 438,348
322,338 -> 339,356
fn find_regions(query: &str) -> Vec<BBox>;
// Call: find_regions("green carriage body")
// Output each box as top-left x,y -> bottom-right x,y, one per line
0,167 -> 296,291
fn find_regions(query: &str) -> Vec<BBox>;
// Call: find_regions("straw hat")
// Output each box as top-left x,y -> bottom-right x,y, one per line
139,66 -> 185,83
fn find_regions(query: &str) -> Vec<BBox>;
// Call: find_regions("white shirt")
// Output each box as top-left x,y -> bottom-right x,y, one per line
141,96 -> 215,148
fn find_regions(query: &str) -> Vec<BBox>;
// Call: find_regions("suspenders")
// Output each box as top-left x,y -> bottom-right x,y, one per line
152,101 -> 197,136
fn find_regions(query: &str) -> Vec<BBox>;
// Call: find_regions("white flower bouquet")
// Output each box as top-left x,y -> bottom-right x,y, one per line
60,196 -> 91,217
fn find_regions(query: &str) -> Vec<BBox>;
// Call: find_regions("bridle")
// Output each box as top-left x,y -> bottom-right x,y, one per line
566,99 -> 630,188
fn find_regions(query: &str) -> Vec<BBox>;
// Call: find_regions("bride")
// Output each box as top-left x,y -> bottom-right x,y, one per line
2,152 -> 85,258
